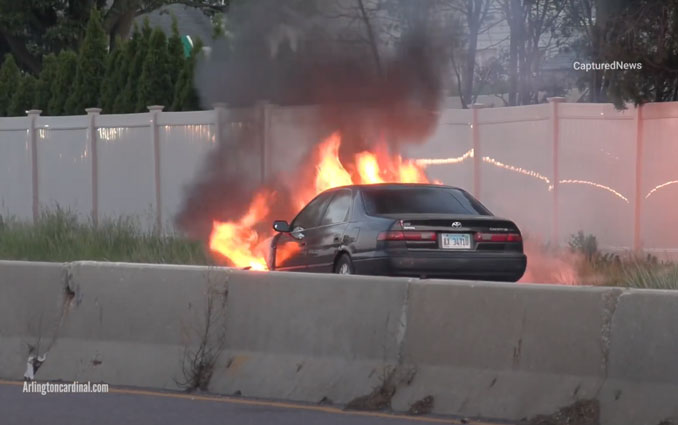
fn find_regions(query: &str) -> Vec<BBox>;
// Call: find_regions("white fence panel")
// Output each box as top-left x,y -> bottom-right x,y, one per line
406,108 -> 473,193
159,122 -> 215,225
0,126 -> 31,220
641,103 -> 678,253
35,116 -> 90,218
479,105 -> 552,242
97,126 -> 155,228
0,102 -> 676,255
558,104 -> 636,250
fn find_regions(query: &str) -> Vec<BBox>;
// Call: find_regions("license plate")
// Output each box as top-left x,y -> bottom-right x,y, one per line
440,233 -> 471,249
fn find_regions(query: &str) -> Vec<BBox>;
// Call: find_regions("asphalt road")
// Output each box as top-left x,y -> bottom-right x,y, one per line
0,380 -> 508,425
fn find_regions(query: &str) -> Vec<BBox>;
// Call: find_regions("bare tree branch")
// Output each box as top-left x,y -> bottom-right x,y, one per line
356,0 -> 383,77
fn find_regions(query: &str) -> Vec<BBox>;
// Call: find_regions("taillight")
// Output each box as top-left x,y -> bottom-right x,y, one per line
474,233 -> 522,242
378,231 -> 436,241
507,233 -> 522,242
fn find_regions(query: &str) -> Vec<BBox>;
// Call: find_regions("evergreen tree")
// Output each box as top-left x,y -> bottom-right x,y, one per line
113,26 -> 139,113
48,50 -> 78,115
34,54 -> 58,112
64,8 -> 108,114
8,75 -> 37,116
100,38 -> 124,113
0,54 -> 21,116
0,1 -> 228,73
120,18 -> 152,113
167,16 -> 186,98
172,39 -> 203,111
137,27 -> 173,111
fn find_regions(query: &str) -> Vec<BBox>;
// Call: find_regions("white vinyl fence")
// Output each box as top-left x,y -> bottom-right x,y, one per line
1,100 -> 677,254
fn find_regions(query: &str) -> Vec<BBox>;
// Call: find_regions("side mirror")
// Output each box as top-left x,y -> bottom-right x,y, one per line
273,220 -> 290,233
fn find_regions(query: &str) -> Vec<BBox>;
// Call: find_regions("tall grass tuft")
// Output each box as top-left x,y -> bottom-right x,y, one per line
0,207 -> 212,265
620,260 -> 678,290
568,232 -> 678,289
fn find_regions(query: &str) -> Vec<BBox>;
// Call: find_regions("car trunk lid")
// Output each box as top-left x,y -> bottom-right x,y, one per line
376,214 -> 522,252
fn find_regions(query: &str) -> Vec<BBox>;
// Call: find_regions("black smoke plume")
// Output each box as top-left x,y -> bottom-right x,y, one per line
177,0 -> 450,242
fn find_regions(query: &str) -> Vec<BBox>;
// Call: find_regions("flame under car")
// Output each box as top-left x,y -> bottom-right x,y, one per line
268,183 -> 527,282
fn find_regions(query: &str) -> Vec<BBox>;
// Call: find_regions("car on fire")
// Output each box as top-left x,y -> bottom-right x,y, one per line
268,183 -> 527,282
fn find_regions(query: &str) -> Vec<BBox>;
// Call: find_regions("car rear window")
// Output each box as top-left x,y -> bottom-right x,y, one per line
361,187 -> 491,216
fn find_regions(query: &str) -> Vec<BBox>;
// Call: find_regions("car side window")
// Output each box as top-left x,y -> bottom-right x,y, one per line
320,190 -> 352,226
291,193 -> 332,229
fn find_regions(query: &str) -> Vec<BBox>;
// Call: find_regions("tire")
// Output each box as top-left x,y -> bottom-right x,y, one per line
334,253 -> 354,275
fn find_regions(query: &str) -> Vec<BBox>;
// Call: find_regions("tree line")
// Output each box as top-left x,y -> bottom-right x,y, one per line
422,0 -> 675,108
337,0 -> 678,108
0,8 -> 203,117
1,0 -> 672,113
0,1 -> 226,74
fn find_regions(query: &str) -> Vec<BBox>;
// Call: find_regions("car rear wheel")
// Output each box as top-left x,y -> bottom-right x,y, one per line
334,254 -> 354,275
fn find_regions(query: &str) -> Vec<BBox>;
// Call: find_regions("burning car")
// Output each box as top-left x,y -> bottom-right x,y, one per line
268,183 -> 527,282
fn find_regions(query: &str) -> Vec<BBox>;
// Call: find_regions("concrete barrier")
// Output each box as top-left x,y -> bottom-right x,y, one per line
211,269 -> 409,403
0,260 -> 409,403
389,281 -> 678,424
35,261 -> 229,389
599,290 -> 678,425
0,261 -> 67,380
1,260 -> 677,424
390,280 -> 620,420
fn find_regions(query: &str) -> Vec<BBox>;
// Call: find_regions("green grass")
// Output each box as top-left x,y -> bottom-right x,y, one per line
569,232 -> 678,289
618,260 -> 678,290
0,208 -> 212,265
2,213 -> 675,289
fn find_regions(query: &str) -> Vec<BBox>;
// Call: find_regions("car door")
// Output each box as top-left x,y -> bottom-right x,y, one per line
305,189 -> 353,273
274,192 -> 332,271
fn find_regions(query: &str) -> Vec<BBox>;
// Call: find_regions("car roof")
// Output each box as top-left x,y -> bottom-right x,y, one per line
325,183 -> 463,192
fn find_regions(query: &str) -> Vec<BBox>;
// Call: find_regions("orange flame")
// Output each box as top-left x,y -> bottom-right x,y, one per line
298,132 -> 354,210
354,139 -> 429,185
208,132 -> 430,269
209,191 -> 273,270
355,152 -> 383,183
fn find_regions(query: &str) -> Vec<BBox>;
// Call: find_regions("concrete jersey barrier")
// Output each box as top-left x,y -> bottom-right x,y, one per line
0,260 -> 676,424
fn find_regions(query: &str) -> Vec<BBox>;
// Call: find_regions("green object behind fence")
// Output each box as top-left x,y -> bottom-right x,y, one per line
181,35 -> 194,58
